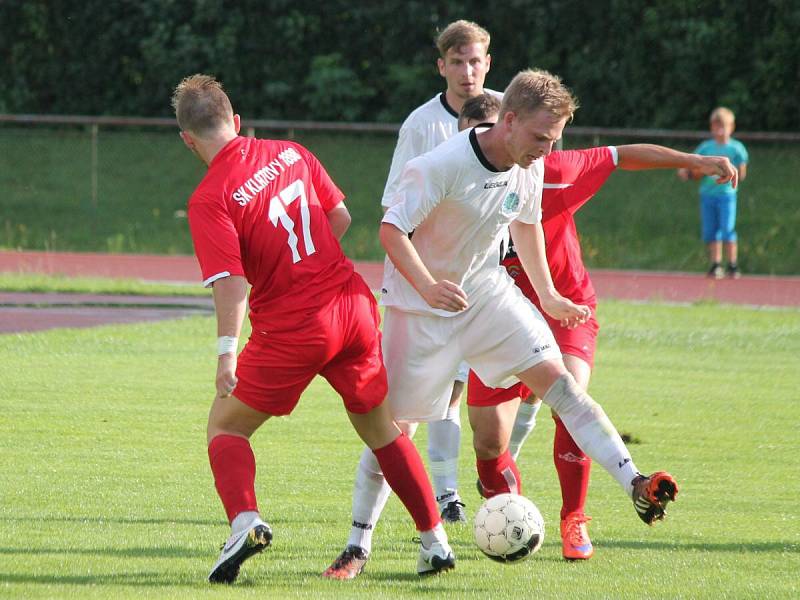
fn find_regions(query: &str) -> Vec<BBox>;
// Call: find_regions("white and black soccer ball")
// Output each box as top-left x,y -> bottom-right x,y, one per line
474,493 -> 545,562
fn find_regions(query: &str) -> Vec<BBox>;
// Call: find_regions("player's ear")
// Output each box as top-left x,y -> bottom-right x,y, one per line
437,57 -> 446,77
485,53 -> 492,71
233,114 -> 241,134
179,131 -> 195,150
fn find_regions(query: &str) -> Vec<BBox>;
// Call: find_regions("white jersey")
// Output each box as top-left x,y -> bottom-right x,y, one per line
382,127 -> 544,317
381,90 -> 502,209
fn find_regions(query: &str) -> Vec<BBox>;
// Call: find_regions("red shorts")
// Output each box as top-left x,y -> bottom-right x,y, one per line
233,273 -> 387,416
466,309 -> 599,407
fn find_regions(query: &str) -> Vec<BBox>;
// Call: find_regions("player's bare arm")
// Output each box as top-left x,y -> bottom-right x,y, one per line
379,222 -> 468,312
620,144 -> 736,180
325,201 -> 352,240
509,219 -> 590,328
618,144 -> 738,188
212,275 -> 248,398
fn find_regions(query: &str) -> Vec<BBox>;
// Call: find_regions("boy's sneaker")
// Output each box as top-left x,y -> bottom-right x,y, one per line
440,500 -> 467,523
631,472 -> 679,525
726,263 -> 741,279
208,522 -> 272,584
560,512 -> 593,560
707,263 -> 724,279
322,545 -> 369,580
417,540 -> 455,576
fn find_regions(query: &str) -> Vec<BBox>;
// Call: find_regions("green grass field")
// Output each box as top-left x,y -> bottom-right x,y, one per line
1,295 -> 798,598
1,126 -> 799,275
0,273 -> 209,297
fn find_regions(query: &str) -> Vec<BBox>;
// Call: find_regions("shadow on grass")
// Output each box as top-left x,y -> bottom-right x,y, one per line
599,539 -> 798,553
0,571 -> 202,587
0,515 -> 220,526
0,545 -> 207,559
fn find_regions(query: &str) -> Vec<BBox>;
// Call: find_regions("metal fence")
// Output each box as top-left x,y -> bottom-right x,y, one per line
1,114 -> 798,273
3,113 -> 797,213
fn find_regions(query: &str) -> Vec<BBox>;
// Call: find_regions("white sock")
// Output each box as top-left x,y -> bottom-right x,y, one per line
543,374 -> 639,496
509,400 -> 542,461
419,522 -> 448,550
230,511 -> 262,535
346,447 -> 392,554
427,404 -> 462,507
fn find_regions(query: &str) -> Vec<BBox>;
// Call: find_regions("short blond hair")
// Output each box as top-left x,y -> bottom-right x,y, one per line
710,106 -> 735,125
436,20 -> 490,57
171,74 -> 233,137
499,69 -> 578,121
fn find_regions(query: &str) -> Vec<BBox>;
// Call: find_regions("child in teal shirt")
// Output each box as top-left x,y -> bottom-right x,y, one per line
679,107 -> 749,278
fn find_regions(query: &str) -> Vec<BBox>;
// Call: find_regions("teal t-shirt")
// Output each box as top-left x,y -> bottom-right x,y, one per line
694,138 -> 748,195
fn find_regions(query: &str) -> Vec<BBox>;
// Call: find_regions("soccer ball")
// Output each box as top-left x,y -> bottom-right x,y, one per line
474,493 -> 545,562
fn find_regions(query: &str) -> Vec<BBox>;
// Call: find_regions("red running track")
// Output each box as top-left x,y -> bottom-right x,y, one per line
2,250 -> 798,307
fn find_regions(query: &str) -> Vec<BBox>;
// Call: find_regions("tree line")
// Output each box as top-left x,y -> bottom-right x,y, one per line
1,0 -> 798,130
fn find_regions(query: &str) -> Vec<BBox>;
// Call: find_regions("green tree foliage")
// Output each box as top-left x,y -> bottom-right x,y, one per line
0,0 -> 797,129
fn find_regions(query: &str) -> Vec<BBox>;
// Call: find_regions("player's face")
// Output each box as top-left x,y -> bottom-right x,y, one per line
437,43 -> 491,101
505,108 -> 567,168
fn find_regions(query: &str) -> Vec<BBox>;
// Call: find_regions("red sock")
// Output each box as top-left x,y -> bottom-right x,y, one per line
553,417 -> 592,520
476,450 -> 522,497
208,434 -> 259,523
373,433 -> 440,532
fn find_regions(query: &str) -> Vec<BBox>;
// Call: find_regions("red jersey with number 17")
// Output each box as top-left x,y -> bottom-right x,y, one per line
188,136 -> 353,331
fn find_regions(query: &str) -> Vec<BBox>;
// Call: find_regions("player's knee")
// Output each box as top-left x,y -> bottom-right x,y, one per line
542,373 -> 598,419
473,432 -> 506,459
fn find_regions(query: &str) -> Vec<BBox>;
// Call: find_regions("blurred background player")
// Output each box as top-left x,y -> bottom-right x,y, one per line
172,74 -> 453,583
374,19 -> 498,534
678,106 -> 749,278
382,20 -> 503,525
325,22 -> 497,580
456,93 -> 502,130
460,93 -> 735,560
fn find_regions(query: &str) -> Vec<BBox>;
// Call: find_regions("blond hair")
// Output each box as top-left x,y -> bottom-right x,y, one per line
499,69 -> 578,121
436,20 -> 490,57
458,93 -> 501,129
710,106 -> 735,125
171,74 -> 233,137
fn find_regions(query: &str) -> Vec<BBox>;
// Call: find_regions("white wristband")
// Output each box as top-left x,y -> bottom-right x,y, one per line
217,336 -> 239,356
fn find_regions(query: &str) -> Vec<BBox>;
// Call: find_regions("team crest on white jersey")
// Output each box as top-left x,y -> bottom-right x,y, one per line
501,192 -> 520,215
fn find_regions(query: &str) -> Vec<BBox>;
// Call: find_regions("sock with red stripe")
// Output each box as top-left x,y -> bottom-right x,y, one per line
553,416 -> 592,519
208,434 -> 259,523
476,450 -> 522,498
372,433 -> 440,532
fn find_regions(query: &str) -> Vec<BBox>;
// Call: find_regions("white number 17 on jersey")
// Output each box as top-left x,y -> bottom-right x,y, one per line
268,179 -> 316,264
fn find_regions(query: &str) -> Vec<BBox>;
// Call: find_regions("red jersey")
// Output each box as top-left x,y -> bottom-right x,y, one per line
504,146 -> 617,307
188,136 -> 353,331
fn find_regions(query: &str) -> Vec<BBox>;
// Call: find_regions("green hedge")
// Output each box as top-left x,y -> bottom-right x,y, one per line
1,1 -> 798,130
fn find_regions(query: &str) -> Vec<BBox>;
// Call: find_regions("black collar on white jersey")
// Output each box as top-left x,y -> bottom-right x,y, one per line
469,126 -> 501,172
438,93 -> 459,118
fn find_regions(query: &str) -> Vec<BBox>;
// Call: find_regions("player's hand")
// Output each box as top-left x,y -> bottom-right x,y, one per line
216,354 -> 238,398
421,280 -> 469,312
539,294 -> 591,329
694,156 -> 738,188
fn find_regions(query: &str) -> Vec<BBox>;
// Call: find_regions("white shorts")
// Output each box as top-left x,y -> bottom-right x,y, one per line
382,281 -> 561,422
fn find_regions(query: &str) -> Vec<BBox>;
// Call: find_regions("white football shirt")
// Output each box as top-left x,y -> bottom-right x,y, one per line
382,127 -> 544,317
381,90 -> 502,209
